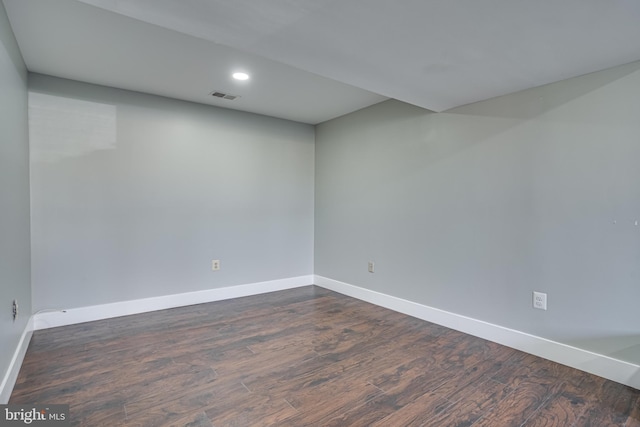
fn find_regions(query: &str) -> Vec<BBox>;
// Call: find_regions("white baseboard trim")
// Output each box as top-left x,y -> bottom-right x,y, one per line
34,275 -> 313,330
0,316 -> 34,404
314,275 -> 640,390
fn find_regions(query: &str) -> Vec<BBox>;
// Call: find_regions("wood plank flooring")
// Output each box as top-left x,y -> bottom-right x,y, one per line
10,286 -> 640,426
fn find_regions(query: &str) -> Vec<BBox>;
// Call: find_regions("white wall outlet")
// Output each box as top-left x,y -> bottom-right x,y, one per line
212,260 -> 220,271
533,291 -> 547,310
368,261 -> 375,273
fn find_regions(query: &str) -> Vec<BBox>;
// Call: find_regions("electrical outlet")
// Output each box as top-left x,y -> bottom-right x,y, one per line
12,299 -> 18,321
368,261 -> 375,273
533,292 -> 547,310
212,260 -> 220,271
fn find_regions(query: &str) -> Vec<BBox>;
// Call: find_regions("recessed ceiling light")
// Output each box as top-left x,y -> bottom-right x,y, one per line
232,72 -> 250,81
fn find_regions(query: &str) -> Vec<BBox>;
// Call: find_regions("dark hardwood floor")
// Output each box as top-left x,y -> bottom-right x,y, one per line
10,286 -> 640,426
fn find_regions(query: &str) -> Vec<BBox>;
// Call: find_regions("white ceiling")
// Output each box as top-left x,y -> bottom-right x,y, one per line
2,0 -> 386,124
5,0 -> 640,124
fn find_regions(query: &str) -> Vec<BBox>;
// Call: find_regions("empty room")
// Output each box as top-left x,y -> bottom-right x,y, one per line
1,0 -> 640,426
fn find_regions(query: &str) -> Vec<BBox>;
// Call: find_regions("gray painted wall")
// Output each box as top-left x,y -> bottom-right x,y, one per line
29,74 -> 314,311
0,1 -> 31,385
316,61 -> 640,364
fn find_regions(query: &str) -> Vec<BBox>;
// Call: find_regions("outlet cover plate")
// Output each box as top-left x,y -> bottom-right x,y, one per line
533,291 -> 547,310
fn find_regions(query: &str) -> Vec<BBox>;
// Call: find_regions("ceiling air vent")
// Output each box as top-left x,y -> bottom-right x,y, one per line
210,91 -> 240,101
